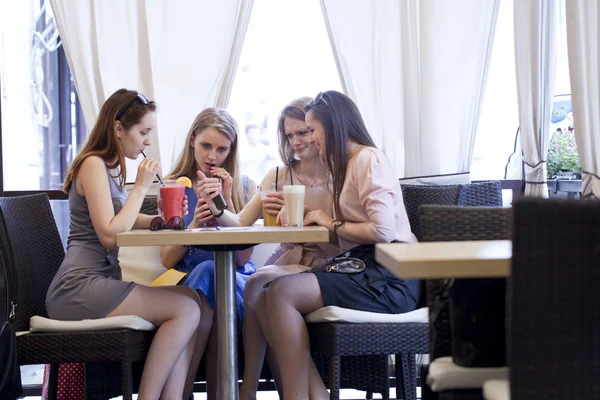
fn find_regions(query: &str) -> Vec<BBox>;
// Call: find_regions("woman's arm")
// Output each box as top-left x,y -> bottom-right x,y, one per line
235,247 -> 253,266
305,150 -> 397,244
81,156 -> 158,250
196,171 -> 264,227
133,213 -> 156,229
160,245 -> 187,269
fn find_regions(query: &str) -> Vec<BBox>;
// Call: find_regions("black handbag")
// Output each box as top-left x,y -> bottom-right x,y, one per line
0,320 -> 22,399
0,249 -> 22,399
449,278 -> 506,367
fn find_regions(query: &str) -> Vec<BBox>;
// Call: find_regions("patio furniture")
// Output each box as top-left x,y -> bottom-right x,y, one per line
0,194 -> 154,400
419,205 -> 512,400
508,198 -> 600,399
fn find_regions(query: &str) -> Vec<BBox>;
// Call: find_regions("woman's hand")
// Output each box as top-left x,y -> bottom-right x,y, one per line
210,167 -> 233,204
189,198 -> 215,228
196,170 -> 223,207
157,195 -> 189,218
304,209 -> 334,229
135,157 -> 160,190
276,205 -> 287,226
262,191 -> 285,216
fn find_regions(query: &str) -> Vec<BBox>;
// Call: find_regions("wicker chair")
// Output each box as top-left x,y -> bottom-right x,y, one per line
0,194 -> 153,400
509,198 -> 600,399
419,205 -> 512,400
308,183 -> 469,400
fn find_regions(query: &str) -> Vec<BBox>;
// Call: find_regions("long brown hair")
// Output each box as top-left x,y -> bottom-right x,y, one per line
168,108 -> 246,212
276,97 -> 313,166
62,89 -> 156,193
305,91 -> 376,219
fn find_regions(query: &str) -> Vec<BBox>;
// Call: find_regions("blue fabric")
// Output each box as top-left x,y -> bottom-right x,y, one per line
175,180 -> 256,329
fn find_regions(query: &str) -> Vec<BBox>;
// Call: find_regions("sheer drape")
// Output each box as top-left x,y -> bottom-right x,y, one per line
320,0 -> 499,182
514,0 -> 559,198
565,0 -> 600,198
50,0 -> 253,181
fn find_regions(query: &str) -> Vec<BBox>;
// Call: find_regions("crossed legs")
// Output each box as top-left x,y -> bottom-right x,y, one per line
265,272 -> 330,400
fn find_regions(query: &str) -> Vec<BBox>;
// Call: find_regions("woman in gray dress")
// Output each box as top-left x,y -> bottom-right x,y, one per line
45,89 -> 203,400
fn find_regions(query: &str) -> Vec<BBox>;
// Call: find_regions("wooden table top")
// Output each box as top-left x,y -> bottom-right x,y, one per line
117,225 -> 330,247
375,240 -> 511,279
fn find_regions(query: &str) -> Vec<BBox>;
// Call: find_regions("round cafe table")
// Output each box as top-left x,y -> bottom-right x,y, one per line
117,225 -> 329,400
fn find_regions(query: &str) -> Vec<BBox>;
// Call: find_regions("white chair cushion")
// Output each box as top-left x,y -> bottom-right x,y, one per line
30,315 -> 156,332
426,357 -> 509,392
304,306 -> 428,324
483,379 -> 510,400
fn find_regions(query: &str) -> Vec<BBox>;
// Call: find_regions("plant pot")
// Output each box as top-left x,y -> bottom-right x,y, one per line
554,171 -> 581,180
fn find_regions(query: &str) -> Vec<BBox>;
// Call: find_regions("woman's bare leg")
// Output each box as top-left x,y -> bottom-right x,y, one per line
184,290 -> 214,398
239,265 -> 306,399
204,320 -> 218,399
265,273 -> 329,400
107,284 -> 200,399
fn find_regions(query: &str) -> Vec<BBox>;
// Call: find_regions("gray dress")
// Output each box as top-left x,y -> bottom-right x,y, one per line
46,168 -> 136,320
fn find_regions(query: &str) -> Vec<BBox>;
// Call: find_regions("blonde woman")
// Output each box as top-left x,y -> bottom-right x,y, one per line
159,107 -> 256,398
197,98 -> 340,399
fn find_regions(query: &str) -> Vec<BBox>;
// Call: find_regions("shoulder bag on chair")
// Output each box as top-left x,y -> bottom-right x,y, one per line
0,251 -> 23,399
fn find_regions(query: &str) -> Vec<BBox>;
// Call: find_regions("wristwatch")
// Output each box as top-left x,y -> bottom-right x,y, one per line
331,219 -> 344,233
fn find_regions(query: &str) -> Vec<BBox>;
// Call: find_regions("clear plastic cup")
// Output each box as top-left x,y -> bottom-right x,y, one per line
160,180 -> 185,222
261,183 -> 282,227
283,185 -> 306,227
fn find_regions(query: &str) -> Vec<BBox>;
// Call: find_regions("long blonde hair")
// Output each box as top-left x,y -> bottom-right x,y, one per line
168,108 -> 246,212
63,89 -> 156,193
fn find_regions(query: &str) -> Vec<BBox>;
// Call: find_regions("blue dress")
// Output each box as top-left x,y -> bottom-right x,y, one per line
175,178 -> 255,329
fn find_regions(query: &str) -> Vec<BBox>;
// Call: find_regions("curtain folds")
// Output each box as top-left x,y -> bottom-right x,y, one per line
49,0 -> 253,181
320,0 -> 499,182
565,0 -> 600,198
514,0 -> 559,198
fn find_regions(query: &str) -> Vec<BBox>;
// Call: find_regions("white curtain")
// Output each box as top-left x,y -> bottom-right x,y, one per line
320,0 -> 499,182
49,0 -> 253,182
566,0 -> 600,198
514,0 -> 559,198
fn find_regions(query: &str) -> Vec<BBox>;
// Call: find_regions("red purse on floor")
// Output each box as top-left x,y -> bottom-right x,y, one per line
42,363 -> 85,400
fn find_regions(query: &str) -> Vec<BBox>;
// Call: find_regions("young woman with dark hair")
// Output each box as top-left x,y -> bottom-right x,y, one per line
263,90 -> 418,399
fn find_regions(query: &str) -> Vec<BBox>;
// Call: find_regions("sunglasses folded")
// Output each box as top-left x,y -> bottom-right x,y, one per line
150,216 -> 185,231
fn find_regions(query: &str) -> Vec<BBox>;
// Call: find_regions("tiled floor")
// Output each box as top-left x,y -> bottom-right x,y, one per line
21,365 -> 419,399
24,389 -> 394,400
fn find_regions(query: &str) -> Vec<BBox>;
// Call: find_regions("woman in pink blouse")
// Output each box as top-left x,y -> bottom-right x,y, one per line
264,90 -> 419,399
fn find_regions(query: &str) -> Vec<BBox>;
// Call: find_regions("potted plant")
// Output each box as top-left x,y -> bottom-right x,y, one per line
547,126 -> 582,181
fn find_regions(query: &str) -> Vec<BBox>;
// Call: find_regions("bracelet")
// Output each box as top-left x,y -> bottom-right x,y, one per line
332,219 -> 344,233
212,209 -> 225,218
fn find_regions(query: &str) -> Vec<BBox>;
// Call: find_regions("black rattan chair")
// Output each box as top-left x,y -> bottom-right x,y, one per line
0,194 -> 153,400
308,184 -> 467,400
510,198 -> 600,399
308,182 -> 504,400
419,205 -> 512,400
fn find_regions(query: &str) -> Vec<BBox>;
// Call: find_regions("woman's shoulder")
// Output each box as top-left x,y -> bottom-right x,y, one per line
259,164 -> 288,188
78,155 -> 110,182
80,155 -> 106,170
351,146 -> 388,171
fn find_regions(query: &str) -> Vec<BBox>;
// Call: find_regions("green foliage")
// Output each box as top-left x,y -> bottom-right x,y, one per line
547,128 -> 581,178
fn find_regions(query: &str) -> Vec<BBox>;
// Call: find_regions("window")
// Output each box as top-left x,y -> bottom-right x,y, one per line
472,0 -> 571,181
228,0 -> 343,184
0,0 -> 86,194
471,0 -> 520,181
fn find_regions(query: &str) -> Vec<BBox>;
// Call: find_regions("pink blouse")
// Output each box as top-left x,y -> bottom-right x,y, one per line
337,147 -> 416,251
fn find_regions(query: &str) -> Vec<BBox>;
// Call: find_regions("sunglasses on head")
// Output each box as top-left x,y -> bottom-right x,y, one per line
313,92 -> 329,107
150,216 -> 185,231
116,93 -> 150,120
